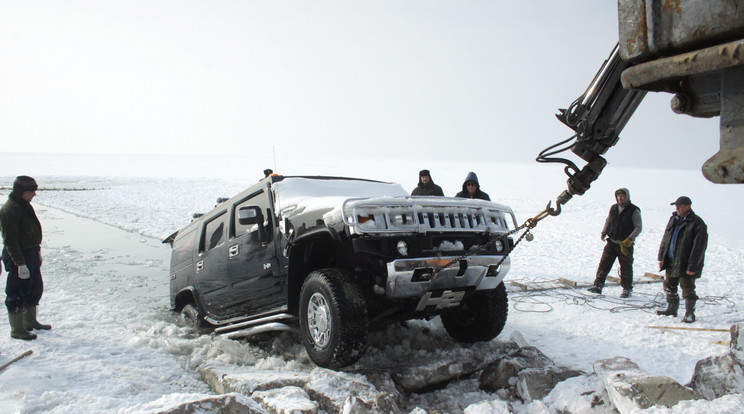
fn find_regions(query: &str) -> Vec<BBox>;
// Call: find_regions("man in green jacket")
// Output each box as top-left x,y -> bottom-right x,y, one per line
656,196 -> 708,323
1,176 -> 51,340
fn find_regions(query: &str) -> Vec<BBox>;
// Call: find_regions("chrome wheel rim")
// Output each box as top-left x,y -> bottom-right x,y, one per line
307,292 -> 332,348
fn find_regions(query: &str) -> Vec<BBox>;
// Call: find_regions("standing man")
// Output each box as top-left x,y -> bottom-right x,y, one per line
656,196 -> 708,323
411,169 -> 444,196
455,172 -> 490,201
1,176 -> 51,340
587,188 -> 642,297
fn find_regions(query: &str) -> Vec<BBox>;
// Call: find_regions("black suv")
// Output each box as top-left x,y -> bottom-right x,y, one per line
165,175 -> 517,368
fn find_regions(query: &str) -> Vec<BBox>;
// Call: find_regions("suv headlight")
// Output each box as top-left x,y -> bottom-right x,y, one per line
493,239 -> 504,252
397,241 -> 408,256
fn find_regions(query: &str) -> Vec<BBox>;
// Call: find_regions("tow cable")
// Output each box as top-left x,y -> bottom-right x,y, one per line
433,201 -> 561,274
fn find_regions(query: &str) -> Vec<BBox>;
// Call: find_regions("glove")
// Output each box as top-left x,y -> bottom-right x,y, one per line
620,238 -> 633,256
18,265 -> 31,280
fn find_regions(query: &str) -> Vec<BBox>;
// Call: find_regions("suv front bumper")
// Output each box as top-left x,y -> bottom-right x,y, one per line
385,255 -> 509,299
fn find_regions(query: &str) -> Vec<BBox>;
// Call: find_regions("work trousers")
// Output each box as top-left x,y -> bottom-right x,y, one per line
593,241 -> 634,290
2,246 -> 44,313
662,270 -> 698,301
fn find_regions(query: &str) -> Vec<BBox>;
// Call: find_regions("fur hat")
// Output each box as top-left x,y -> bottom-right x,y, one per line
13,176 -> 38,193
419,169 -> 431,177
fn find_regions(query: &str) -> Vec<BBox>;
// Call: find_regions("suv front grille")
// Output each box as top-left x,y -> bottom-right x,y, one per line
342,198 -> 516,234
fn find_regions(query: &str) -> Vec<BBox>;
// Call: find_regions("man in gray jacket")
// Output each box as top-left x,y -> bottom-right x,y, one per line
587,188 -> 642,298
656,196 -> 708,323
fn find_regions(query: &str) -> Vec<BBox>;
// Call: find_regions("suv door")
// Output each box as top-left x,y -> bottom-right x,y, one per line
227,189 -> 285,315
195,211 -> 230,316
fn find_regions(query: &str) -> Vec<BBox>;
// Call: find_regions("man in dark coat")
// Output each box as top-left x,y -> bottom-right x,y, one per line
587,188 -> 642,297
1,176 -> 51,340
411,169 -> 444,196
656,196 -> 708,323
455,172 -> 490,201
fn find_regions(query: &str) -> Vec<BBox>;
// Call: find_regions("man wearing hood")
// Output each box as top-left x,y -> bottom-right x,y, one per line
1,176 -> 51,340
455,172 -> 490,201
656,196 -> 707,323
411,169 -> 444,196
588,188 -> 642,298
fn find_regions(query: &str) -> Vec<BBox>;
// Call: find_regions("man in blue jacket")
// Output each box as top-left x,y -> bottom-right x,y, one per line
455,172 -> 490,201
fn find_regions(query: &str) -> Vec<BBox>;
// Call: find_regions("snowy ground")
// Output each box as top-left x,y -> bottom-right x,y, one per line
0,155 -> 743,413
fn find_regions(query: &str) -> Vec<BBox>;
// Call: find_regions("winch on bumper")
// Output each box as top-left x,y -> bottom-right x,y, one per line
385,254 -> 509,300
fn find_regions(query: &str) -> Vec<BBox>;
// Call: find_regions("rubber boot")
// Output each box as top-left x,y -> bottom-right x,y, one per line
682,299 -> 696,323
587,284 -> 603,294
9,312 -> 37,340
24,306 -> 52,330
656,295 -> 679,317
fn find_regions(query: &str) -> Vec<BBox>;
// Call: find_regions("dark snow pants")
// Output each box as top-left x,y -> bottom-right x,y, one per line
662,271 -> 698,301
2,246 -> 44,313
593,241 -> 634,290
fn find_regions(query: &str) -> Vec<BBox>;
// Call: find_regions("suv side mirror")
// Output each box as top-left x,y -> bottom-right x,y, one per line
238,206 -> 263,225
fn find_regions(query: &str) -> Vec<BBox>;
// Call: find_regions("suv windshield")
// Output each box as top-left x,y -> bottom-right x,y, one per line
273,177 -> 409,214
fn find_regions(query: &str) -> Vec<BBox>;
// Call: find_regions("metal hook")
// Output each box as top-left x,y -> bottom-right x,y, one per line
547,200 -> 562,216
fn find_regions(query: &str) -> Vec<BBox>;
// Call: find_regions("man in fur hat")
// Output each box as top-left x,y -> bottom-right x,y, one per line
412,169 -> 444,196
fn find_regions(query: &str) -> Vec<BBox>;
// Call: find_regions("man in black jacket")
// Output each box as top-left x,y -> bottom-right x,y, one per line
587,188 -> 642,297
455,172 -> 490,201
411,169 -> 444,196
656,196 -> 708,323
1,176 -> 51,340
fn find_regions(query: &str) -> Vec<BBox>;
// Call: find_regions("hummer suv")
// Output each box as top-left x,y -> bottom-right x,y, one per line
164,175 -> 517,368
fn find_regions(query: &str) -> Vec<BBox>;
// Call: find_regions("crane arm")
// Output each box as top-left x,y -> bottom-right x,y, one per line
539,43 -> 647,214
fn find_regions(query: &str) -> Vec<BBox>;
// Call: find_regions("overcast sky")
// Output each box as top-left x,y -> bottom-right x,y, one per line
0,1 -> 721,170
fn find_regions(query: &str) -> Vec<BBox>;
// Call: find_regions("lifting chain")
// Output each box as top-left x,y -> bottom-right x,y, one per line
433,201 -> 558,274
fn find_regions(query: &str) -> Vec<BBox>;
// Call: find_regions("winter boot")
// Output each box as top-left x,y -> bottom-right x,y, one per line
620,289 -> 632,298
587,284 -> 603,294
656,295 -> 679,317
23,306 -> 52,330
9,312 -> 37,340
682,299 -> 696,323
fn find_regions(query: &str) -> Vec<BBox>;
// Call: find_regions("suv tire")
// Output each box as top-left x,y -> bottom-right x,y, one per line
299,268 -> 368,368
180,303 -> 210,331
441,282 -> 508,342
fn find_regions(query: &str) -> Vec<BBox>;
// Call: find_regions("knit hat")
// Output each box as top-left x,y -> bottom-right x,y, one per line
13,176 -> 38,193
419,169 -> 430,177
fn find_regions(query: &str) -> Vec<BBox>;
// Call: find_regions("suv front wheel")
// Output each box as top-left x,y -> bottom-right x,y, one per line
180,303 -> 211,332
441,282 -> 508,342
299,268 -> 368,369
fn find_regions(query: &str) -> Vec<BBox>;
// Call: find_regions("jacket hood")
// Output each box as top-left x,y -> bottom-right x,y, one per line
461,172 -> 480,191
615,187 -> 631,206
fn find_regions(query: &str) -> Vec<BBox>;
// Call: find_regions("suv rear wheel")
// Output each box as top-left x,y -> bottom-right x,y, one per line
299,268 -> 368,368
441,282 -> 508,342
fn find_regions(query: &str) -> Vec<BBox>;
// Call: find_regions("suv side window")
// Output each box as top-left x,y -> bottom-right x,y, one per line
202,212 -> 226,252
232,190 -> 271,238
